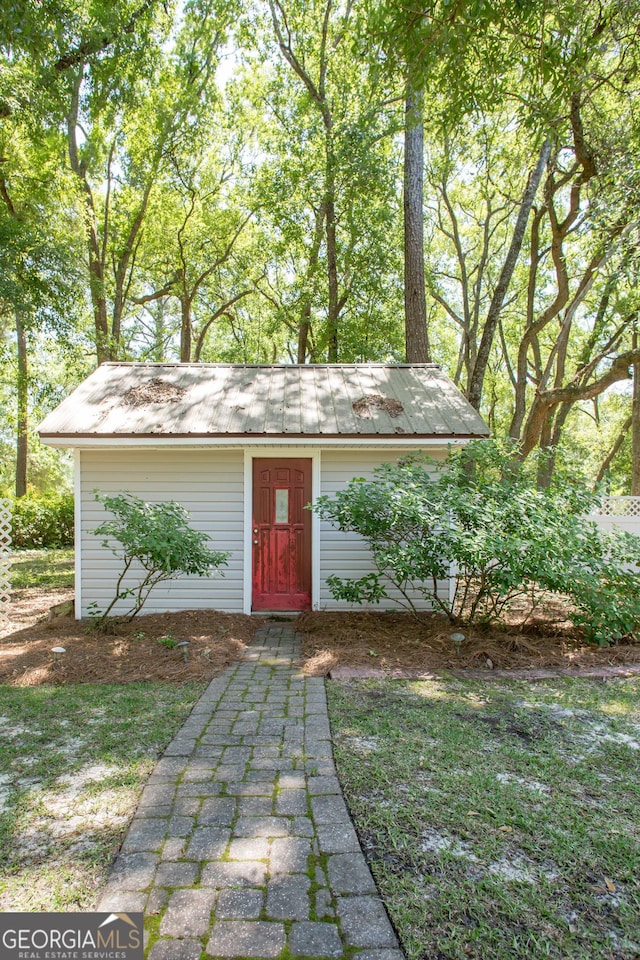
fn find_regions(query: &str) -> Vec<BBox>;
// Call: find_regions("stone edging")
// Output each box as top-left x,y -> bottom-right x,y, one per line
329,662 -> 640,682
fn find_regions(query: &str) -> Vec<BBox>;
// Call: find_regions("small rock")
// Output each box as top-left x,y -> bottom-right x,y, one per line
47,600 -> 74,621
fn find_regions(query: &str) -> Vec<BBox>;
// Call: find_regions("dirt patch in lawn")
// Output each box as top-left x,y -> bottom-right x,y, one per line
297,610 -> 640,676
1,589 -> 256,687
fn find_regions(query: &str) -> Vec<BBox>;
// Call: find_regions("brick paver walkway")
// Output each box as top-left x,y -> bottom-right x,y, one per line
98,623 -> 404,960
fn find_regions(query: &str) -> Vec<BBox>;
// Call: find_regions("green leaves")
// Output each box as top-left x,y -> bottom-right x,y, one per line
314,439 -> 640,642
326,572 -> 388,605
95,492 -> 229,575
9,492 -> 74,548
91,491 -> 230,625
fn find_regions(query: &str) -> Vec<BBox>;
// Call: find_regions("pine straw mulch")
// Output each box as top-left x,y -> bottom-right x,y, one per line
297,610 -> 640,679
0,588 -> 256,687
3,590 -> 640,687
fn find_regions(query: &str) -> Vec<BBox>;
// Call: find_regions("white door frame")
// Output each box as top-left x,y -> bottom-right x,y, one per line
243,448 -> 321,614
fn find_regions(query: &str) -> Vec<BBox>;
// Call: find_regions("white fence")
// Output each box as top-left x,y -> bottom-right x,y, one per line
590,497 -> 640,536
0,498 -> 10,620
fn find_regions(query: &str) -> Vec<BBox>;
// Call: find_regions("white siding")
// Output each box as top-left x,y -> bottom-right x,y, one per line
78,445 -> 453,618
318,449 -> 449,612
80,449 -> 244,616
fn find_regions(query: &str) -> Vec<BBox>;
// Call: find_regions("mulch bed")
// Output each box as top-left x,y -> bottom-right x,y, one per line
0,589 -> 256,687
2,591 -> 639,687
297,610 -> 640,677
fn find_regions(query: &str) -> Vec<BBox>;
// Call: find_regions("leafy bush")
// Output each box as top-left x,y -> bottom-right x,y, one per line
10,493 -> 74,549
91,492 -> 230,627
313,439 -> 640,645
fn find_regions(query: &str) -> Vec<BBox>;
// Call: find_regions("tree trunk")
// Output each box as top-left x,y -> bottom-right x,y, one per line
595,415 -> 632,488
298,304 -> 311,364
510,208 -> 544,439
268,0 -> 346,363
325,137 -> 339,363
297,203 -> 325,363
67,75 -> 112,363
404,79 -> 429,363
468,138 -> 551,410
180,295 -> 192,362
15,312 -> 28,498
519,346 -> 640,459
90,249 -> 111,362
112,175 -> 157,351
154,301 -> 166,362
633,329 -> 640,494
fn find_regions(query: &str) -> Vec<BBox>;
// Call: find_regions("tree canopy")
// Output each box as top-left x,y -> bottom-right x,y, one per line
2,0 -> 640,493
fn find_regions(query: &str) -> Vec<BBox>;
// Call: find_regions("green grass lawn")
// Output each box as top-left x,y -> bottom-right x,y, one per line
10,548 -> 74,591
0,682 -> 205,911
328,676 -> 640,960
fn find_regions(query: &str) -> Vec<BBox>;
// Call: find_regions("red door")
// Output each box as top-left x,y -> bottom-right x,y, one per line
252,458 -> 312,611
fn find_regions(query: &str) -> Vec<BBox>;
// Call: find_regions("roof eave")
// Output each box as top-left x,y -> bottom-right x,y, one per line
39,431 -> 488,449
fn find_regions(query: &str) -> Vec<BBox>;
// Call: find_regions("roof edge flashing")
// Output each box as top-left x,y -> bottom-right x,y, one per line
96,361 -> 444,370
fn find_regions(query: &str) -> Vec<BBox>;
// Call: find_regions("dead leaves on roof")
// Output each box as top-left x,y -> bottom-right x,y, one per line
352,394 -> 404,419
122,378 -> 186,407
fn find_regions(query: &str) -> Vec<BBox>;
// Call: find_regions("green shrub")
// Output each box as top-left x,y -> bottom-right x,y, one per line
91,492 -> 230,627
313,439 -> 640,645
10,493 -> 74,549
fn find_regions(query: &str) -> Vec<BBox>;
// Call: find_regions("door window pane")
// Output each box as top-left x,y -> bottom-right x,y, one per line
275,489 -> 289,524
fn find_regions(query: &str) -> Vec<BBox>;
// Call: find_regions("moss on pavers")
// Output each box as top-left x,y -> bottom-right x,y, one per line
98,625 -> 402,960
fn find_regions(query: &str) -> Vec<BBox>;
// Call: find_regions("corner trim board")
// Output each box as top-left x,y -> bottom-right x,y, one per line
74,449 -> 82,619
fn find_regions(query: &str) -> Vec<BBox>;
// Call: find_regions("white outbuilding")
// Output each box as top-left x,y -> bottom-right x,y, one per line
39,363 -> 489,618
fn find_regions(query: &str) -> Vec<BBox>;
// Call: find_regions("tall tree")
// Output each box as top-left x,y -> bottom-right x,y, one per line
634,342 -> 640,495
62,1 -> 235,363
264,0 -> 400,362
131,140 -> 261,362
267,0 -> 347,361
466,139 -> 550,410
403,76 -> 429,362
0,136 -> 82,494
366,0 -> 549,369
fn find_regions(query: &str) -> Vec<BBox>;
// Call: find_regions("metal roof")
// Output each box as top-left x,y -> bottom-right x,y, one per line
38,363 -> 489,441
